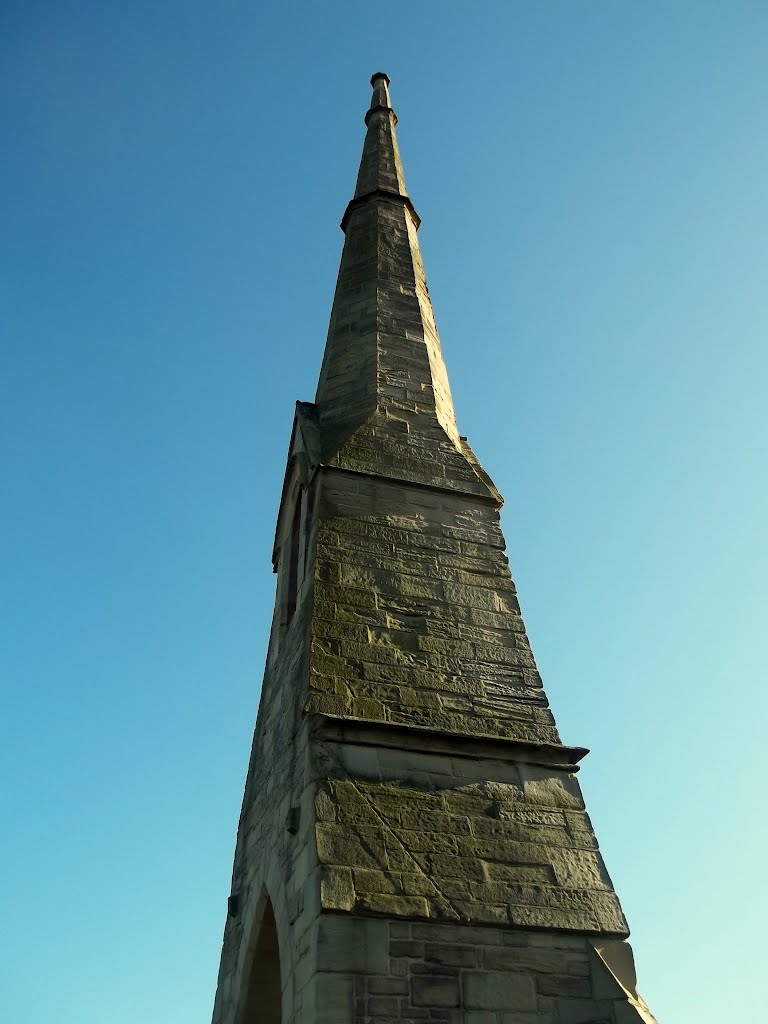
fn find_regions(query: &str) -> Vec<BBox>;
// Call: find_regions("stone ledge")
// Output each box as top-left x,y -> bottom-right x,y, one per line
319,461 -> 501,505
313,714 -> 589,771
340,187 -> 421,232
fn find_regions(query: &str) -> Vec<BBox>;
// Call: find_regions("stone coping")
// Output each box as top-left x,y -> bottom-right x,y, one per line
313,714 -> 589,772
340,187 -> 421,232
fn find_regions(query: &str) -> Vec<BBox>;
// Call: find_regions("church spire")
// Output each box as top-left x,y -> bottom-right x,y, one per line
210,74 -> 659,1024
353,72 -> 408,198
315,74 -> 471,481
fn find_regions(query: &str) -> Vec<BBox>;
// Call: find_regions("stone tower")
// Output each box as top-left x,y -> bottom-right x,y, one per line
210,74 -> 658,1024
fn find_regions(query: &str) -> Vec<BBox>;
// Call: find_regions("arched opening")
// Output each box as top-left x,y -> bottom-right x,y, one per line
285,492 -> 302,623
243,900 -> 282,1023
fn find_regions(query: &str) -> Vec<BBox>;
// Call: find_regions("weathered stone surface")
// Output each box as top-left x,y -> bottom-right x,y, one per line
320,866 -> 355,911
209,73 -> 658,1024
411,974 -> 461,1007
312,766 -> 627,935
465,970 -> 538,1010
309,474 -> 562,745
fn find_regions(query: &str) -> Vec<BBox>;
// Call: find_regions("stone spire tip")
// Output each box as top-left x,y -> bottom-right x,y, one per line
366,72 -> 394,124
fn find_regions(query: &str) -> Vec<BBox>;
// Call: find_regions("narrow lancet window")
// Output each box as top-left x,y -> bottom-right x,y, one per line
285,490 -> 302,623
243,900 -> 281,1023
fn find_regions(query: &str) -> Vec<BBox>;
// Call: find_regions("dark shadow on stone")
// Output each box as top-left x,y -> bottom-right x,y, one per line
243,900 -> 282,1023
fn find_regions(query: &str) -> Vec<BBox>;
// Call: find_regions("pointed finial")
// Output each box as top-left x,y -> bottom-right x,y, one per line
366,71 -> 396,125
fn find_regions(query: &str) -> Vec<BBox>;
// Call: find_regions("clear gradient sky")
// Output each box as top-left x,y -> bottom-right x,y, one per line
2,3 -> 766,1022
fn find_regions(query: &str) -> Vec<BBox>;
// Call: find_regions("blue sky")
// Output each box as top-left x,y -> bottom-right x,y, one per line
2,3 -> 766,1021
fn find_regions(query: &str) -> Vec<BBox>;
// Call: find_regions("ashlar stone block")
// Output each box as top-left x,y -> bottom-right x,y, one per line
464,971 -> 537,1011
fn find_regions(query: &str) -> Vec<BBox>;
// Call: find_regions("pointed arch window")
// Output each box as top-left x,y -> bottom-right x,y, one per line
285,498 -> 300,622
285,488 -> 302,624
243,899 -> 282,1023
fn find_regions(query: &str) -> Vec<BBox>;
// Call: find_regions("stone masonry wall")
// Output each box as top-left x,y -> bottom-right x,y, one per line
312,737 -> 626,937
353,99 -> 407,198
302,467 -> 628,938
211,72 -> 658,1024
306,468 -> 559,747
318,192 -> 476,485
307,914 -> 652,1024
211,458 -> 631,1021
320,197 -> 485,492
211,462 -> 323,1024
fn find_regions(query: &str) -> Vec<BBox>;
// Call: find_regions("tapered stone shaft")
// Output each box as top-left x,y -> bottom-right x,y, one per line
209,74 -> 658,1024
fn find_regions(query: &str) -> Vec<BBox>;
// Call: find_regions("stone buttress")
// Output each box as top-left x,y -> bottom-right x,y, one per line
210,74 -> 658,1024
